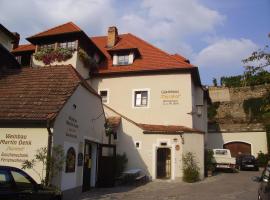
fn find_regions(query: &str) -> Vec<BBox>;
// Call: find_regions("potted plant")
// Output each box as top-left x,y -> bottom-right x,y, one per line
205,149 -> 215,177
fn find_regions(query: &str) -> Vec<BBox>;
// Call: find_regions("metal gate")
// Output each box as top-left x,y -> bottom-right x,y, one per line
97,144 -> 116,187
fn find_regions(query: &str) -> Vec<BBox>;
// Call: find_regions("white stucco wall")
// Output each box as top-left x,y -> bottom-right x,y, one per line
183,133 -> 205,179
52,85 -> 106,191
105,107 -> 204,180
207,132 -> 268,157
32,51 -> 90,79
0,128 -> 48,183
91,73 -> 194,127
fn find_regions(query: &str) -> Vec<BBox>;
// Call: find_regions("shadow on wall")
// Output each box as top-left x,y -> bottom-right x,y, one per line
116,122 -> 150,177
207,122 -> 225,150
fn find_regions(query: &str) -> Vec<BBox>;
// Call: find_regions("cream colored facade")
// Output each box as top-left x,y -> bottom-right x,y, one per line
0,29 -> 13,51
32,51 -> 89,79
91,73 -> 206,129
91,72 -> 207,180
0,128 -> 48,182
0,85 -> 106,200
207,132 -> 268,156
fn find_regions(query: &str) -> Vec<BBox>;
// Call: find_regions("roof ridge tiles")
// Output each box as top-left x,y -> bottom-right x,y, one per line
28,22 -> 82,39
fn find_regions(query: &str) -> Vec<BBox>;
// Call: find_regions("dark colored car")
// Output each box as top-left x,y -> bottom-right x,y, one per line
0,166 -> 61,200
236,154 -> 259,171
254,167 -> 270,200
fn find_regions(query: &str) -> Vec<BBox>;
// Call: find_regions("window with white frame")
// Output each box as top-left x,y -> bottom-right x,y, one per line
99,90 -> 108,104
134,90 -> 148,107
15,56 -> 22,64
59,41 -> 76,50
117,55 -> 129,65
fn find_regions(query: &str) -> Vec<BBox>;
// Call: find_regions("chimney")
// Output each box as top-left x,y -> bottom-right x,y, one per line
107,26 -> 118,48
12,32 -> 20,50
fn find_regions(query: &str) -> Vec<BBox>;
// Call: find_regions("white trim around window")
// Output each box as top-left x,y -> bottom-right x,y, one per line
98,89 -> 109,104
132,88 -> 150,108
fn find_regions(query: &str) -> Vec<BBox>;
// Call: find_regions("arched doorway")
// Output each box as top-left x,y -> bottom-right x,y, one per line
223,142 -> 251,157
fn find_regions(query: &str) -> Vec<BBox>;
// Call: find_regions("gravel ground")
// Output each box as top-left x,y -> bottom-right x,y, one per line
80,170 -> 261,200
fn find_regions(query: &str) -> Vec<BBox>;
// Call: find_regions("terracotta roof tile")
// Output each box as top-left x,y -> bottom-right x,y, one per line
28,22 -> 81,39
137,123 -> 204,134
91,33 -> 195,75
12,44 -> 35,53
0,65 -> 97,122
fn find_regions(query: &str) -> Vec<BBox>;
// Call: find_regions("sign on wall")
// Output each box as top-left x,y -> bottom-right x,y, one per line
0,129 -> 48,182
160,90 -> 180,105
65,116 -> 79,139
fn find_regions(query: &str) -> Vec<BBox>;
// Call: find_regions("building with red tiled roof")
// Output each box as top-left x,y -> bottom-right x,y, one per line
9,22 -> 208,184
0,64 -> 108,199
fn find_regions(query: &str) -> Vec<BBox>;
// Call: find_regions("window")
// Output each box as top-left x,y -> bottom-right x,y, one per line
59,41 -> 76,50
39,44 -> 54,51
134,90 -> 148,107
66,147 -> 76,173
0,170 -> 11,190
99,90 -> 109,104
117,55 -> 129,65
11,170 -> 33,190
135,141 -> 141,149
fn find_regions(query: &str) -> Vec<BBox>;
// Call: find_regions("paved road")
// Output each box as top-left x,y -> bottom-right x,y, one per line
80,170 -> 261,200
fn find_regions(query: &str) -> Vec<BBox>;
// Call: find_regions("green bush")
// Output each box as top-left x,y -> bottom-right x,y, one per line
257,151 -> 270,167
183,152 -> 200,183
205,149 -> 214,171
115,153 -> 128,177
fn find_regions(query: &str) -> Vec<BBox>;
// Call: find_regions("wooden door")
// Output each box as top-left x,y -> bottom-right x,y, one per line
223,142 -> 251,157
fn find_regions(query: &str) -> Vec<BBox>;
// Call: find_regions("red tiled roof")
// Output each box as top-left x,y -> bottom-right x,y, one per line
0,65 -> 98,123
91,33 -> 195,74
137,123 -> 204,134
28,22 -> 81,39
12,44 -> 35,53
104,105 -> 204,134
171,53 -> 190,63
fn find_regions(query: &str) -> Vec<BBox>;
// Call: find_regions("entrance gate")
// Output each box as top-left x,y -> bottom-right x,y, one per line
97,144 -> 116,187
157,148 -> 171,179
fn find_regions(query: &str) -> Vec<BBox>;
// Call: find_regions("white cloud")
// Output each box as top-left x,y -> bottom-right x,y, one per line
117,0 -> 225,56
194,38 -> 258,82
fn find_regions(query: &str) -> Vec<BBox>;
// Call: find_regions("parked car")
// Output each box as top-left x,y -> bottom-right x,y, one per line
253,167 -> 270,200
236,154 -> 259,171
212,149 -> 236,171
0,166 -> 61,200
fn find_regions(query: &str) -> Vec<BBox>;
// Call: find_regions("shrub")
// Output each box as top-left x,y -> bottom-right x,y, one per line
182,152 -> 200,183
205,149 -> 214,171
257,151 -> 270,167
115,153 -> 128,177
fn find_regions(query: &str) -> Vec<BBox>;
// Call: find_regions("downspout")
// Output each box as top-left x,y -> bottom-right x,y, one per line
45,118 -> 53,186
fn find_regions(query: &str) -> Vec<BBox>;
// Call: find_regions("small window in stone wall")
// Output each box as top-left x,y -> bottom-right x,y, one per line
66,147 -> 76,173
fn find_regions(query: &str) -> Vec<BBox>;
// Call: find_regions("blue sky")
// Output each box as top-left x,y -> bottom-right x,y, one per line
0,0 -> 269,85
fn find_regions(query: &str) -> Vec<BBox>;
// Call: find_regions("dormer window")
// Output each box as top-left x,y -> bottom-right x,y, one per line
113,53 -> 134,66
118,55 -> 129,65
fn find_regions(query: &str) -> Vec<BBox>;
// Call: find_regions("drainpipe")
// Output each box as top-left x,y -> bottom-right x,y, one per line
45,119 -> 53,186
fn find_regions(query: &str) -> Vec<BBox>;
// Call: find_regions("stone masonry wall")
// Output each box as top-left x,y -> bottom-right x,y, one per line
208,85 -> 270,132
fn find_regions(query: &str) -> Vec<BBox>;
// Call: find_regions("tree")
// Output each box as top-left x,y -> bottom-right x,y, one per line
212,78 -> 217,86
22,145 -> 65,186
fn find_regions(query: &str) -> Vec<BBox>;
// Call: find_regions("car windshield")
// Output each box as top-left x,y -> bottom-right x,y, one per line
215,150 -> 228,155
242,155 -> 255,161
